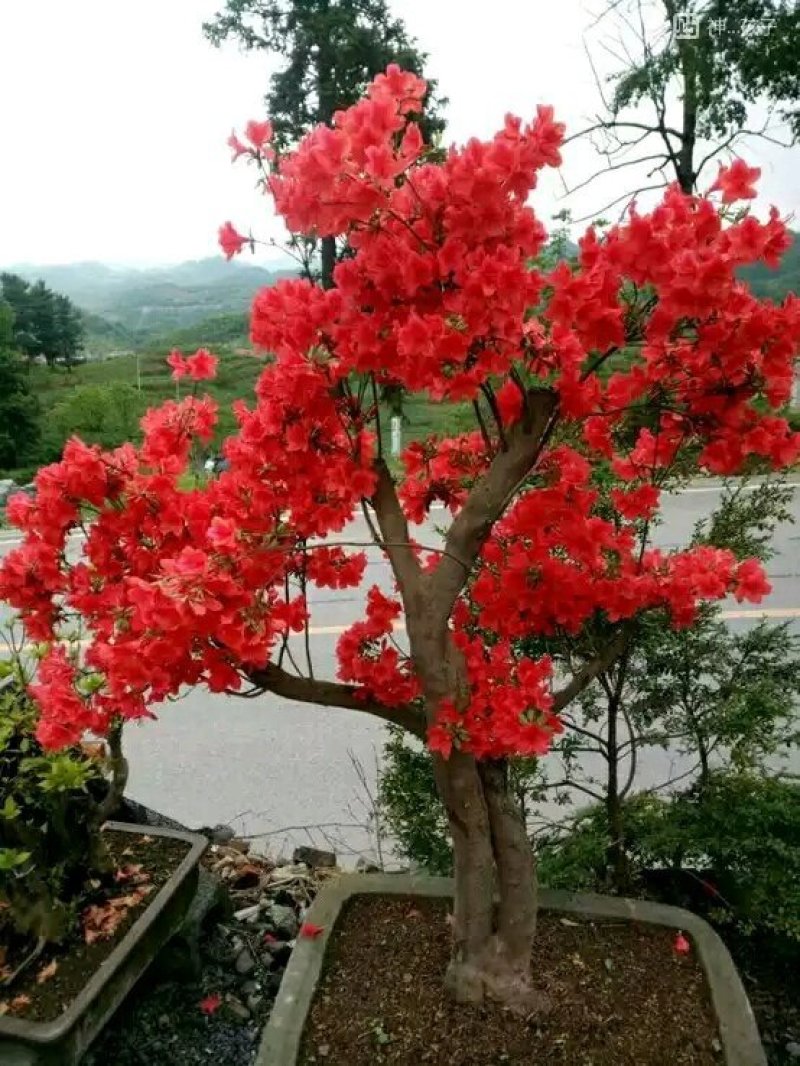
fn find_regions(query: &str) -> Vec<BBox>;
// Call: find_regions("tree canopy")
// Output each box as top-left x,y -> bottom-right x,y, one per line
205,0 -> 445,286
2,67 -> 798,1010
576,0 -> 800,205
0,301 -> 41,470
0,273 -> 84,367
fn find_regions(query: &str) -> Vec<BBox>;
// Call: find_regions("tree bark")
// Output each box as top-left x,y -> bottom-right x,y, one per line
677,37 -> 698,192
603,659 -> 632,891
431,750 -> 546,1012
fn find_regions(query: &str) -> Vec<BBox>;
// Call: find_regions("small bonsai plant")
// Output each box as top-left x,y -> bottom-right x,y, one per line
0,649 -> 127,955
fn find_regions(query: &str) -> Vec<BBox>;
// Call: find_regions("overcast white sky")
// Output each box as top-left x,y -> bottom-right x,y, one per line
0,0 -> 797,267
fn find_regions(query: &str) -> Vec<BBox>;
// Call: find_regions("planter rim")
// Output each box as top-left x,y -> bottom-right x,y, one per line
0,821 -> 207,1044
257,873 -> 767,1066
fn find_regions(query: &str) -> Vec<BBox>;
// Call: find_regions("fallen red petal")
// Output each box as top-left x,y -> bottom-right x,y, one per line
674,932 -> 691,955
299,922 -> 325,938
199,993 -> 223,1015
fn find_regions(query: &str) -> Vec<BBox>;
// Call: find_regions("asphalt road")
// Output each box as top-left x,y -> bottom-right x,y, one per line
1,482 -> 799,864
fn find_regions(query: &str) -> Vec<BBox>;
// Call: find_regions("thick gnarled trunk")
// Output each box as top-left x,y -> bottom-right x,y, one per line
432,750 -> 543,1013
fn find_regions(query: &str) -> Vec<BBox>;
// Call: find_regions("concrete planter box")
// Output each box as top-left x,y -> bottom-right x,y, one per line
0,822 -> 207,1066
257,874 -> 766,1066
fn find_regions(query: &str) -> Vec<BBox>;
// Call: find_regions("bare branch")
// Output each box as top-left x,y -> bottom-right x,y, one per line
561,152 -> 669,198
370,458 -> 424,604
564,119 -> 684,146
552,630 -> 630,713
571,181 -> 668,224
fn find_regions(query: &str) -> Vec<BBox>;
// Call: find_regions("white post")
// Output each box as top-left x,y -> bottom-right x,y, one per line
390,415 -> 402,457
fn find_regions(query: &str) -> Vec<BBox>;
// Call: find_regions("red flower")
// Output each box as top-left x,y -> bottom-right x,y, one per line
674,932 -> 691,956
710,159 -> 761,203
218,221 -> 248,260
166,350 -> 187,381
199,993 -> 222,1015
1,67 -> 798,788
299,922 -> 325,938
227,130 -> 249,161
186,348 -> 219,381
245,119 -> 273,151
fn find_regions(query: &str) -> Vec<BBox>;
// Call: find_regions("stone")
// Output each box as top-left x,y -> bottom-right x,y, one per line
226,996 -> 251,1021
271,888 -> 297,908
155,868 -> 232,979
293,845 -> 336,869
355,856 -> 381,873
234,904 -> 260,922
270,863 -> 309,881
266,902 -> 299,940
235,947 -> 256,975
246,993 -> 265,1013
198,823 -> 236,844
241,980 -> 260,996
270,943 -> 293,968
229,863 -> 262,889
786,1042 -> 800,1059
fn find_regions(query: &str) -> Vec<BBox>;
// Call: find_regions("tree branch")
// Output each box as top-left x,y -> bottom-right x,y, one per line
370,458 -> 424,605
246,660 -> 426,739
430,388 -> 558,624
551,630 -> 631,713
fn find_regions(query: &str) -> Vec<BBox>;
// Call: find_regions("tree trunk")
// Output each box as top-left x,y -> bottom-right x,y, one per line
677,38 -> 698,193
320,236 -> 337,291
431,750 -> 545,1014
604,663 -> 632,891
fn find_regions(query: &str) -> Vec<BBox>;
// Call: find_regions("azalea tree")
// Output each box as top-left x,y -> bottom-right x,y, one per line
1,67 -> 799,1012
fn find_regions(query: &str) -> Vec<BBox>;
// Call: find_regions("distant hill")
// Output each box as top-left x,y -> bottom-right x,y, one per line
7,258 -> 297,340
738,230 -> 799,301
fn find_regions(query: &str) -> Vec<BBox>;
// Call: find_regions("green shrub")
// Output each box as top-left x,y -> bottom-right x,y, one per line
379,728 -> 452,875
0,659 -> 116,942
537,775 -> 800,943
378,727 -> 543,876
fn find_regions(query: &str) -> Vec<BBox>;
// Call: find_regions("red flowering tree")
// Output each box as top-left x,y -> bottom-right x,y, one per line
1,67 -> 799,1010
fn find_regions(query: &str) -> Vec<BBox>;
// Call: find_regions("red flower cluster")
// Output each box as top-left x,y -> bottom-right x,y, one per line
337,587 -> 420,706
166,348 -> 219,381
1,67 -> 797,762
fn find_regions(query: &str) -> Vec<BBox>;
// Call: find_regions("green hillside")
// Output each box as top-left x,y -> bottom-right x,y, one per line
738,230 -> 799,301
9,258 -> 296,341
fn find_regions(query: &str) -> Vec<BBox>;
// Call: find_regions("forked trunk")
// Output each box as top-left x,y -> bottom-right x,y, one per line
432,750 -> 546,1014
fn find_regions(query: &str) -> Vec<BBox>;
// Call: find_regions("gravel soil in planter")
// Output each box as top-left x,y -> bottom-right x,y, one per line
81,843 -> 332,1066
260,876 -> 766,1066
0,830 -> 192,1023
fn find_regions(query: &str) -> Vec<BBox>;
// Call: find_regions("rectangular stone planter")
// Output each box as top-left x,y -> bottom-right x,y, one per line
257,873 -> 767,1066
0,821 -> 207,1066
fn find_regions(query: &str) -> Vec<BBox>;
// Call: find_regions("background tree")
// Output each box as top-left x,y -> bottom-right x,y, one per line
378,477 -> 800,890
204,0 -> 446,287
571,0 -> 800,212
0,302 -> 40,471
40,383 -> 146,463
0,273 -> 84,368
